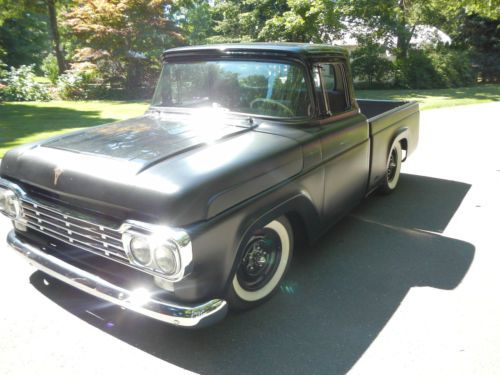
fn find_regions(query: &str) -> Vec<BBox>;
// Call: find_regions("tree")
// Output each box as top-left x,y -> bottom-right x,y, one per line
172,0 -> 214,45
351,36 -> 394,87
64,0 -> 185,91
0,0 -> 67,74
259,0 -> 343,43
0,12 -> 51,69
341,0 -> 445,62
46,0 -> 66,74
450,12 -> 500,82
210,0 -> 289,42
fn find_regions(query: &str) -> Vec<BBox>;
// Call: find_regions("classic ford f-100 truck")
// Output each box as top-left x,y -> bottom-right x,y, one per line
0,43 -> 419,327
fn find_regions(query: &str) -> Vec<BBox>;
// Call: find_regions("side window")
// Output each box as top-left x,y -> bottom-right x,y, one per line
313,62 -> 351,116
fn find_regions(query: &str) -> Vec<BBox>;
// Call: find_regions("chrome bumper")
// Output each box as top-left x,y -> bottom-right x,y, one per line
7,230 -> 228,328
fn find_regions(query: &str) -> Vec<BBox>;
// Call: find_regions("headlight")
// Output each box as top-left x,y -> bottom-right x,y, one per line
122,223 -> 191,282
129,236 -> 152,265
0,187 -> 22,219
154,241 -> 180,276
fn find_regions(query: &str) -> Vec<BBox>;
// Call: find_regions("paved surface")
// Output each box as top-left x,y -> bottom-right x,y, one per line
0,102 -> 499,374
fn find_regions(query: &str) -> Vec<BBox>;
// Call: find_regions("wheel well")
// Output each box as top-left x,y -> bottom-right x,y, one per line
285,211 -> 309,251
400,138 -> 408,161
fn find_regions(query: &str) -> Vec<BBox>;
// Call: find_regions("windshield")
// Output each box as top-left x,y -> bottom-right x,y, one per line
151,60 -> 312,118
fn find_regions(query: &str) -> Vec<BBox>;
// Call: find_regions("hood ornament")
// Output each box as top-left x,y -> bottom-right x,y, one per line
53,167 -> 64,186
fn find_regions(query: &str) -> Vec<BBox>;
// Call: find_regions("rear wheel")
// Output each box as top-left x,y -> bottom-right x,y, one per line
226,216 -> 293,310
379,142 -> 402,194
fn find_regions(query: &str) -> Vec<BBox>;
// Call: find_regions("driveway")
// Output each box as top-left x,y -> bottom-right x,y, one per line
0,102 -> 499,374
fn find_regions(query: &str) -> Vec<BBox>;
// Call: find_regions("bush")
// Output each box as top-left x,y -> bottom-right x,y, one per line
351,38 -> 395,88
0,65 -> 50,101
55,63 -> 109,100
396,47 -> 474,89
41,54 -> 60,85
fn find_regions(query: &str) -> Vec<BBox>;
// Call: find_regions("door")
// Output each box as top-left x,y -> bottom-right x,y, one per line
313,61 -> 370,220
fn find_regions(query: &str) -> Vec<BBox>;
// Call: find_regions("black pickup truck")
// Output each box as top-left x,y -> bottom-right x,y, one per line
0,43 -> 419,328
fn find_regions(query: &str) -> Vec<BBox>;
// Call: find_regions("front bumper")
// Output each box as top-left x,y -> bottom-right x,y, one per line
7,230 -> 228,328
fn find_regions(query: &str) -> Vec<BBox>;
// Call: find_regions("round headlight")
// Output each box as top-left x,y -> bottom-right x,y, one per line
154,242 -> 179,276
0,189 -> 21,219
129,236 -> 151,265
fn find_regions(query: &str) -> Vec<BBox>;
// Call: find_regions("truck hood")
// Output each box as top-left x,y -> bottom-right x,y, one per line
1,112 -> 303,226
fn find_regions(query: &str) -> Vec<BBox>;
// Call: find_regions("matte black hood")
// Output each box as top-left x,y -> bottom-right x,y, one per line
1,112 -> 303,226
43,113 -> 253,170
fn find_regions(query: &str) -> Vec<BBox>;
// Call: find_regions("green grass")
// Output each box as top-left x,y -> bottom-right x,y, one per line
356,84 -> 500,110
0,100 -> 148,157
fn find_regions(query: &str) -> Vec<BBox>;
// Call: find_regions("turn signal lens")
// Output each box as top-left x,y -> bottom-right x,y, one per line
0,188 -> 21,219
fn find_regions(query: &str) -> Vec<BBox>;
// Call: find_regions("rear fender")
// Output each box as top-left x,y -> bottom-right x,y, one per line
389,127 -> 410,161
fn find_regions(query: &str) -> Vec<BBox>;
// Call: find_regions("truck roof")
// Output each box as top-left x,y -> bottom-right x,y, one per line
163,42 -> 348,60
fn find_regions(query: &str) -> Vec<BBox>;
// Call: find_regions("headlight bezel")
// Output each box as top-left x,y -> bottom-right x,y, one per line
122,221 -> 192,282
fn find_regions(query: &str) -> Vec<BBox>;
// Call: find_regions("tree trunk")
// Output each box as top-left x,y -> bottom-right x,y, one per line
46,0 -> 65,74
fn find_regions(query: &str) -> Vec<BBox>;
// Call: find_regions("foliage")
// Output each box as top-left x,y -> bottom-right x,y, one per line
209,0 -> 289,42
341,0 -> 447,62
56,66 -> 101,100
173,0 -> 213,45
0,12 -> 51,70
0,46 -> 6,78
450,12 -> 499,83
0,0 -> 70,75
433,0 -> 500,20
396,47 -> 474,89
41,54 -> 59,84
64,0 -> 185,92
208,0 -> 342,43
0,64 -> 50,101
259,0 -> 343,43
1,0 -> 499,95
351,37 -> 394,88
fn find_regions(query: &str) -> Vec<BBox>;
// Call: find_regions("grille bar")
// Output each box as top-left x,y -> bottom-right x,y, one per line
20,199 -> 128,261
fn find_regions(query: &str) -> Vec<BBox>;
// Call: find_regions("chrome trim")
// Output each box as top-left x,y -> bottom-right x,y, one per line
19,198 -> 130,264
121,221 -> 193,282
7,230 -> 228,328
0,178 -> 193,282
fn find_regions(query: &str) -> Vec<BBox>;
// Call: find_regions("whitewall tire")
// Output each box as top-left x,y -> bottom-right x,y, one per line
227,216 -> 293,309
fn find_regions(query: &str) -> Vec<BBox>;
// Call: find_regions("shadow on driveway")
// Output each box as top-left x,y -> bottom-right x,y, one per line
29,173 -> 475,374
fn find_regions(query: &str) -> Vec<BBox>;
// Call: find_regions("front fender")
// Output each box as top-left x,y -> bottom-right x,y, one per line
174,189 -> 321,303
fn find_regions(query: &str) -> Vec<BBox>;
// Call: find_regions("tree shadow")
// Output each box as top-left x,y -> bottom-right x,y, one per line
0,103 -> 120,151
29,173 -> 475,375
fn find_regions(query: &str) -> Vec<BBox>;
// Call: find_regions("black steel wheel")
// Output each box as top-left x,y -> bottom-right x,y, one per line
379,141 -> 402,194
227,216 -> 293,310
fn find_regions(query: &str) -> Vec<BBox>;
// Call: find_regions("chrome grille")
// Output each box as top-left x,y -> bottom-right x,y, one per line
20,199 -> 128,261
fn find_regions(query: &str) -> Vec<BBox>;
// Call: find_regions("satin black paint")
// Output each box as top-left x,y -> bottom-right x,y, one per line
0,43 -> 419,304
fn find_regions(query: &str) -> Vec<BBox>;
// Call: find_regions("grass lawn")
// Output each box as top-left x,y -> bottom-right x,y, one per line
0,100 -> 148,157
356,84 -> 500,110
0,84 -> 499,157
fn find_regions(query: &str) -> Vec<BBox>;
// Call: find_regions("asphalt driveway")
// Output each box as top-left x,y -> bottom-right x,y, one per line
0,102 -> 499,374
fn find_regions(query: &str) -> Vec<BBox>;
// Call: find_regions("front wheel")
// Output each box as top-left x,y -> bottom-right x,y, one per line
226,216 -> 293,310
379,142 -> 402,194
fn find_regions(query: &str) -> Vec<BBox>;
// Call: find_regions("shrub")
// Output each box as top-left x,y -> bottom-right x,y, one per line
0,65 -> 50,101
351,38 -> 395,88
396,47 -> 474,89
41,54 -> 60,85
55,62 -> 110,100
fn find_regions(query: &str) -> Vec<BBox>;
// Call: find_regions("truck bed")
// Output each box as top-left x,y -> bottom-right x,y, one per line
357,99 -> 420,190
